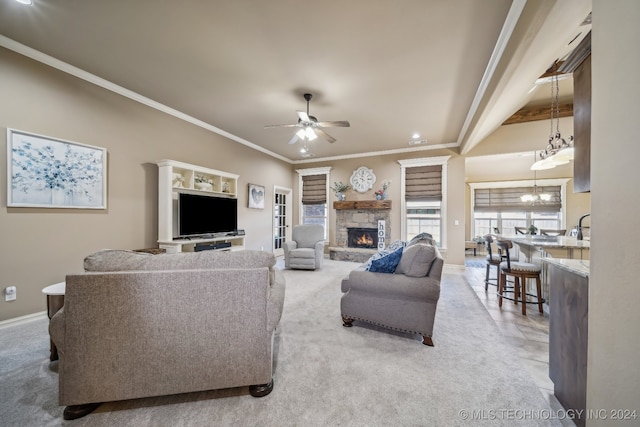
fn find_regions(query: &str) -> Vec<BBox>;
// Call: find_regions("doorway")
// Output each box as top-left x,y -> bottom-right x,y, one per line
273,186 -> 292,257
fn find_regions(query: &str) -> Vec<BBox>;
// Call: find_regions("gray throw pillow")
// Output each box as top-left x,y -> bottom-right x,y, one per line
394,243 -> 436,277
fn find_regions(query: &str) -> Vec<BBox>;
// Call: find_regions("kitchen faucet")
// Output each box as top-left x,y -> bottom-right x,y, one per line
577,213 -> 590,240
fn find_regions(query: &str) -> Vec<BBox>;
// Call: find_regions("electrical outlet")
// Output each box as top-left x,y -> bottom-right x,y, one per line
5,286 -> 16,302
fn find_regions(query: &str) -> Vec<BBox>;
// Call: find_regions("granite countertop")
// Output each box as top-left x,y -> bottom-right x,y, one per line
542,257 -> 590,278
510,235 -> 590,249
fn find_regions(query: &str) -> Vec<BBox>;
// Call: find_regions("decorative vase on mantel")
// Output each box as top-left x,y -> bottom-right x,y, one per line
337,192 -> 346,201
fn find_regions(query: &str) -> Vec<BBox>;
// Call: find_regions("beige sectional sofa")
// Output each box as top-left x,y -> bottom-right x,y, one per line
50,249 -> 285,420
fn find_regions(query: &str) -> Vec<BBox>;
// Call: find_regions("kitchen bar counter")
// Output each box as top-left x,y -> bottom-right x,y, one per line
511,235 -> 590,260
544,257 -> 589,427
542,258 -> 590,277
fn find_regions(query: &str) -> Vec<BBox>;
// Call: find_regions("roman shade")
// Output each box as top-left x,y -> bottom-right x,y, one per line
405,165 -> 442,201
474,186 -> 562,212
301,174 -> 327,205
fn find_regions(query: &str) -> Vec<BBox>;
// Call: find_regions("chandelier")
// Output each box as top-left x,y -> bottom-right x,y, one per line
531,62 -> 574,170
522,151 -> 551,203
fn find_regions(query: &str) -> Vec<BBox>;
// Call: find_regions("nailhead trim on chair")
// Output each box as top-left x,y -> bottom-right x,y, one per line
343,315 -> 430,337
499,261 -> 541,273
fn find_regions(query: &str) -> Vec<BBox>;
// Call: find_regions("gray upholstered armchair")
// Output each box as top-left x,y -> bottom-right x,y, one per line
341,238 -> 444,346
283,224 -> 325,270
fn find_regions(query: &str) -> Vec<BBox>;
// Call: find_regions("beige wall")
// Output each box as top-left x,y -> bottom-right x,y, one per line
0,48 -> 292,321
588,1 -> 640,423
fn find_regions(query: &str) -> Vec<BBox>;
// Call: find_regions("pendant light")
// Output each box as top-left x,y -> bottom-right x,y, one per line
531,62 -> 574,170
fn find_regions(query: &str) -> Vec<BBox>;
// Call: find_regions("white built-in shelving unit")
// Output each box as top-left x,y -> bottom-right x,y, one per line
157,159 -> 244,253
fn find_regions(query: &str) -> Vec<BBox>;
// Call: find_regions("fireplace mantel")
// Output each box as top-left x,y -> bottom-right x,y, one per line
333,200 -> 391,210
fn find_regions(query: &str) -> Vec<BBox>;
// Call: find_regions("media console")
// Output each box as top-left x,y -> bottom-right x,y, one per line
159,234 -> 245,253
157,160 -> 244,253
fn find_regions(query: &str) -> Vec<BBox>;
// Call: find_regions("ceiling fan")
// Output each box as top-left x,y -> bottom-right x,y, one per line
264,93 -> 350,144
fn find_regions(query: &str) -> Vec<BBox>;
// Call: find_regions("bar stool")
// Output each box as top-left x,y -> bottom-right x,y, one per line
495,239 -> 545,315
482,234 -> 503,290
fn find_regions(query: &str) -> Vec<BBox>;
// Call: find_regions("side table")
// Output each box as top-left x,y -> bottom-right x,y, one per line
42,282 -> 65,361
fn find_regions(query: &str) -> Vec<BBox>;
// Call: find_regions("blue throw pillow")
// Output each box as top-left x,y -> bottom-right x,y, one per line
367,246 -> 404,273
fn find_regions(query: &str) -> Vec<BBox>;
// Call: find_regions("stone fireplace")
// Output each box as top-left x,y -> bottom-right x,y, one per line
329,200 -> 392,262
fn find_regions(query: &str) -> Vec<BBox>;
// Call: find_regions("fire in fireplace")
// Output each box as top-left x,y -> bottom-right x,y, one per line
347,227 -> 378,249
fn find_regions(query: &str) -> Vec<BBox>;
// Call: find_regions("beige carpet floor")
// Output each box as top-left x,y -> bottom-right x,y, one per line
0,259 -> 562,426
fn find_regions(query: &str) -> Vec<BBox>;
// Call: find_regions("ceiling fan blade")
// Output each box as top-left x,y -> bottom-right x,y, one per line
288,133 -> 300,145
316,120 -> 350,128
264,123 -> 300,129
315,128 -> 336,143
297,111 -> 310,122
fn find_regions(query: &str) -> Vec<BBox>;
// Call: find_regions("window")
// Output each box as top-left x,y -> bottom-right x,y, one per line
407,201 -> 441,245
296,167 -> 331,240
473,211 -> 561,237
399,156 -> 450,248
469,180 -> 569,238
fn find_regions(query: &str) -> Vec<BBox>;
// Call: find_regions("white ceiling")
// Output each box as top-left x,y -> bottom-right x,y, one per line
0,0 -> 592,163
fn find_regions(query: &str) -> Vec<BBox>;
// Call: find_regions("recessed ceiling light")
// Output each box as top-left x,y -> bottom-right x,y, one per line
15,0 -> 33,5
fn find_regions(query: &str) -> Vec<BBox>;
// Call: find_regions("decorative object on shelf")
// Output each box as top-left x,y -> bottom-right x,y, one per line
195,174 -> 214,191
222,181 -> 230,193
350,166 -> 376,193
331,181 -> 352,201
7,128 -> 107,209
172,173 -> 184,188
248,183 -> 265,209
375,179 -> 390,200
521,151 -> 552,204
531,61 -> 574,170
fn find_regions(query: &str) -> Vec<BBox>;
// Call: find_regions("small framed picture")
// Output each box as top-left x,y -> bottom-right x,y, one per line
248,183 -> 265,209
7,128 -> 107,209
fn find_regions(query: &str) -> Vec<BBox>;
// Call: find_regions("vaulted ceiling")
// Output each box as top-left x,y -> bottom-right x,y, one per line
0,0 -> 591,163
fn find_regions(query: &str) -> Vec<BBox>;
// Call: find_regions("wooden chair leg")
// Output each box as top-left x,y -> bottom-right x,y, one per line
521,277 -> 527,316
513,276 -> 519,306
536,275 -> 544,313
485,264 -> 490,290
498,272 -> 504,307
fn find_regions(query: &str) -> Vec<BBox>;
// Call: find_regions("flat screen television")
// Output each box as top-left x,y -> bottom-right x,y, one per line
177,193 -> 237,237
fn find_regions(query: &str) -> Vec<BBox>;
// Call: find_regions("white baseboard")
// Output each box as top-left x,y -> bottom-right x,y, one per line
0,311 -> 47,329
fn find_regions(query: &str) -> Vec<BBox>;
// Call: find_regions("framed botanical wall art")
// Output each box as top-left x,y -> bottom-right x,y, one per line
248,183 -> 265,209
7,128 -> 107,209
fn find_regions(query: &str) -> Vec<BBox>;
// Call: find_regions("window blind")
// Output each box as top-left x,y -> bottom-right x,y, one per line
301,174 -> 327,205
405,165 -> 442,201
474,186 -> 562,212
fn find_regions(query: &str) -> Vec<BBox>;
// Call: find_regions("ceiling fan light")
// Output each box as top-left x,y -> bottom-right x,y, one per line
296,129 -> 306,140
305,127 -> 317,141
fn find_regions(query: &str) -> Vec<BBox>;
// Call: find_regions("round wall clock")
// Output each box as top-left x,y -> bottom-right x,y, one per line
350,166 -> 376,193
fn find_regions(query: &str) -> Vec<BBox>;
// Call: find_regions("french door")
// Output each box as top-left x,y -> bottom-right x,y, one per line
273,186 -> 292,257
